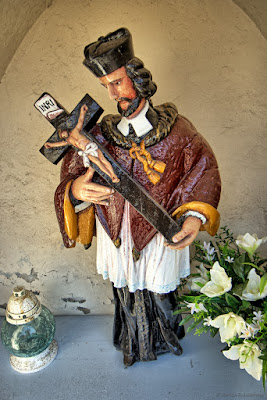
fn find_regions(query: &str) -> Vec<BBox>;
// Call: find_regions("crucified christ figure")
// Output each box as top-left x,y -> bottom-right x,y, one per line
45,104 -> 119,183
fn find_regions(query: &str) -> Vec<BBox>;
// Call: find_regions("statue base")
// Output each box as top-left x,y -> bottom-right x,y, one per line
9,340 -> 58,373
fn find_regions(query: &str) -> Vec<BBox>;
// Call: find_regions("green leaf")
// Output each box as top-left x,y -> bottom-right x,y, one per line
233,283 -> 245,298
262,360 -> 267,391
225,293 -> 241,308
179,314 -> 194,326
211,303 -> 224,313
195,281 -> 205,288
241,300 -> 251,311
195,257 -> 211,266
181,295 -> 199,302
258,259 -> 267,267
173,308 -> 189,315
187,320 -> 202,333
243,262 -> 263,273
209,296 -> 226,304
232,254 -> 246,282
260,273 -> 267,295
244,265 -> 252,277
259,355 -> 267,361
210,327 -> 219,337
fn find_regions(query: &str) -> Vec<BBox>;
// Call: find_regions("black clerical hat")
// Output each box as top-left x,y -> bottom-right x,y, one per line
83,28 -> 134,77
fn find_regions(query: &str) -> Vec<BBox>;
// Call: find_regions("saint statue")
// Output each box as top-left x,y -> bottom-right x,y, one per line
54,28 -> 221,366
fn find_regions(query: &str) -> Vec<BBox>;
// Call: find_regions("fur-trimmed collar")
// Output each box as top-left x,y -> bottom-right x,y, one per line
100,103 -> 178,149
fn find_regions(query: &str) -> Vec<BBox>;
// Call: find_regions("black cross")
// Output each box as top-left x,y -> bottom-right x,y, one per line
35,93 -> 182,243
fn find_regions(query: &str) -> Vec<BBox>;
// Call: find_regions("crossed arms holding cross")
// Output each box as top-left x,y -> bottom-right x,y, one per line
57,101 -> 203,251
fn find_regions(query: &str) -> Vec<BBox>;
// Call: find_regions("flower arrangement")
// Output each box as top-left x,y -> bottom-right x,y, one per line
177,227 -> 267,388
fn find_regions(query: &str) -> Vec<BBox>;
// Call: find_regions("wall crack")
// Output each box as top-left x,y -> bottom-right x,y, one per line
62,297 -> 86,304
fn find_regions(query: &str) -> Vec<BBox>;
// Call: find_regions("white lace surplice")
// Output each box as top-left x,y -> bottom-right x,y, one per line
96,202 -> 190,294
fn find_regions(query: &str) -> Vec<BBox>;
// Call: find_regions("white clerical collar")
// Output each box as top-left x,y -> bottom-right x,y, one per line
117,101 -> 153,137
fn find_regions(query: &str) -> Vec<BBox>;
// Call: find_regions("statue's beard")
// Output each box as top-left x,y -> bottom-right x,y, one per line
117,95 -> 143,118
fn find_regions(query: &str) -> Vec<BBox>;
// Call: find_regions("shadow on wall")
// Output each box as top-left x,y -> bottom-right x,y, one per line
232,0 -> 267,40
1,0 -> 266,82
0,0 -> 52,81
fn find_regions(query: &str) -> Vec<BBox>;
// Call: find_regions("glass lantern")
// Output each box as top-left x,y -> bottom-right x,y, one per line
1,286 -> 58,373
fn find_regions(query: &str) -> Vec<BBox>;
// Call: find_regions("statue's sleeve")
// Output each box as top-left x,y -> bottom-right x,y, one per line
54,148 -> 88,248
165,119 -> 221,235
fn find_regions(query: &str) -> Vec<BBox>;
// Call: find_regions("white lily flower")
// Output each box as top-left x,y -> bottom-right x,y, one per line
204,253 -> 216,262
197,303 -> 208,313
200,261 -> 232,297
186,302 -> 207,314
202,242 -> 216,261
223,341 -> 263,381
225,256 -> 234,263
236,233 -> 267,257
187,263 -> 209,291
203,316 -> 213,326
239,323 -> 257,339
253,311 -> 264,323
239,328 -> 252,339
186,302 -> 198,314
241,268 -> 267,301
210,312 -> 246,342
202,241 -> 215,254
250,323 -> 260,335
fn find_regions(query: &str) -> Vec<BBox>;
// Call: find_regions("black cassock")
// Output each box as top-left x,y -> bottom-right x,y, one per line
113,285 -> 184,366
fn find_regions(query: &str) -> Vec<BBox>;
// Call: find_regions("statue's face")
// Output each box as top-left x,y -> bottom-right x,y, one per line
99,66 -> 145,118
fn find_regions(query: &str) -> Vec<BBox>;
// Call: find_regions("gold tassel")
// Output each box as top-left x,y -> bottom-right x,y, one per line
129,141 -> 166,185
149,160 -> 166,174
132,247 -> 141,262
113,238 -> 122,248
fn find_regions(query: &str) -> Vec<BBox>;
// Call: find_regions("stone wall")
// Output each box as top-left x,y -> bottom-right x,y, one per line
0,0 -> 266,315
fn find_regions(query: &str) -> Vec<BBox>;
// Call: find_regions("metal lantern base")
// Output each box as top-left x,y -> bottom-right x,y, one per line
9,340 -> 58,373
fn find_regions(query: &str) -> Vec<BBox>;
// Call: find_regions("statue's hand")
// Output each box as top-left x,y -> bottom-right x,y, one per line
71,168 -> 115,206
164,216 -> 202,250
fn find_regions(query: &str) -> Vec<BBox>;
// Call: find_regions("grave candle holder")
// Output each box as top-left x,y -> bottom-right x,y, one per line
1,286 -> 57,373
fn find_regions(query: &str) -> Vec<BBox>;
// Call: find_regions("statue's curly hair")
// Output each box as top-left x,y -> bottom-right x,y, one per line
125,57 -> 157,100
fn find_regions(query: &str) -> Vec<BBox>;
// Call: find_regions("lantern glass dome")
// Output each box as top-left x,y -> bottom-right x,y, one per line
1,305 -> 55,358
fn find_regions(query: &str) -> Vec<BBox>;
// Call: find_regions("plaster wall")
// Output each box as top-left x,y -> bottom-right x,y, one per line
0,0 -> 52,81
0,0 -> 266,315
233,0 -> 267,39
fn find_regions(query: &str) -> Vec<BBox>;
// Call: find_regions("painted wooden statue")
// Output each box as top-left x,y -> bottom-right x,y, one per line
54,28 -> 221,366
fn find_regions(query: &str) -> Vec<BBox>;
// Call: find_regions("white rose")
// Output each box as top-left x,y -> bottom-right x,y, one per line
187,263 -> 209,292
223,341 -> 263,381
241,268 -> 267,301
200,262 -> 232,297
210,312 -> 246,342
236,233 -> 267,257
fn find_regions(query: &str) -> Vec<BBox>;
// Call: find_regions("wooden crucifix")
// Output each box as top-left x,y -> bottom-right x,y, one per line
35,93 -> 182,243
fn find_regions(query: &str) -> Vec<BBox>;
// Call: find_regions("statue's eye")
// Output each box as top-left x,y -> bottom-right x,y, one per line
115,80 -> 121,85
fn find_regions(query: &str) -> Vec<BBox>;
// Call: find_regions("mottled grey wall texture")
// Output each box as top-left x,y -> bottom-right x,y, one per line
0,0 -> 266,315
